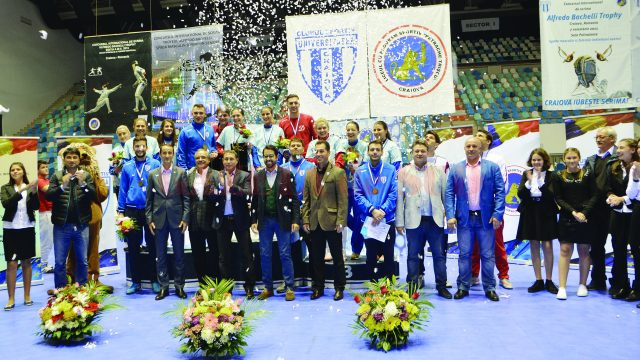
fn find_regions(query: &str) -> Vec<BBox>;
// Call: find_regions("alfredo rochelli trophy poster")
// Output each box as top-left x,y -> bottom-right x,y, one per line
84,32 -> 152,135
540,0 -> 636,110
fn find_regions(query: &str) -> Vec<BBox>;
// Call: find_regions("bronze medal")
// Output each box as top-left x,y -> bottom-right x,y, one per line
372,188 -> 379,195
138,180 -> 144,186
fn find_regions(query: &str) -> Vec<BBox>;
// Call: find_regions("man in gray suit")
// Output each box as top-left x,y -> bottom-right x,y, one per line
146,144 -> 190,300
396,139 -> 451,299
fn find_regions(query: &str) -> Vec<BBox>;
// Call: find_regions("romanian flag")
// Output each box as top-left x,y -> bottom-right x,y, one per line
486,120 -> 539,148
565,113 -> 634,140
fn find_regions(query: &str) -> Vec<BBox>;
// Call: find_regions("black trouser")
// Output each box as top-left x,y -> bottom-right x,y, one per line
628,203 -> 640,289
610,211 -> 632,290
217,216 -> 255,288
291,223 -> 312,281
590,207 -> 611,285
124,208 -> 156,284
364,222 -> 396,281
189,228 -> 219,284
310,228 -> 345,290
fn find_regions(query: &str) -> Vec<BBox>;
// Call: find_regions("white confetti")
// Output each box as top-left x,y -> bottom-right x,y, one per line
293,316 -> 300,320
83,341 -> 97,349
11,254 -> 16,260
39,30 -> 48,40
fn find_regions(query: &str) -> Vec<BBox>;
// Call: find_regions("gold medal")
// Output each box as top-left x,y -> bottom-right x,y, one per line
372,188 -> 379,195
138,180 -> 144,186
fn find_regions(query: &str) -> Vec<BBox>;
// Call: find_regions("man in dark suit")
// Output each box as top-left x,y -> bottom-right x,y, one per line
145,144 -> 190,300
212,150 -> 256,298
584,126 -> 617,291
187,148 -> 221,284
302,140 -> 348,300
251,145 -> 300,301
445,137 -> 505,302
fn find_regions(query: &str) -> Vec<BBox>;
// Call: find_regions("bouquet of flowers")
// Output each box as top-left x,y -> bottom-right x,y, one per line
108,150 -> 123,164
352,276 -> 433,352
275,137 -> 291,150
115,216 -> 138,240
170,278 -> 265,358
344,147 -> 361,164
240,128 -> 252,138
37,281 -> 121,343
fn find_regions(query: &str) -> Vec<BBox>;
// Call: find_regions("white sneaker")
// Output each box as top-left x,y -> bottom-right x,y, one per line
577,284 -> 589,297
471,277 -> 480,286
556,287 -> 567,300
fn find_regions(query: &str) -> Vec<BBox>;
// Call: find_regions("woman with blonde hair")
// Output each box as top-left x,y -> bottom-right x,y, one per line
554,148 -> 598,299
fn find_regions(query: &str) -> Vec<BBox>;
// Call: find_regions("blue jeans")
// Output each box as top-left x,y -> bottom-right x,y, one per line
457,213 -> 496,291
155,225 -> 185,288
406,216 -> 447,288
348,188 -> 364,255
53,223 -> 89,288
258,216 -> 294,290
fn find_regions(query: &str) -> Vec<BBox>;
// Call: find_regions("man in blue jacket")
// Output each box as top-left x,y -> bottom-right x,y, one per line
354,139 -> 398,281
176,103 -> 218,170
445,137 -> 505,301
118,135 -> 161,295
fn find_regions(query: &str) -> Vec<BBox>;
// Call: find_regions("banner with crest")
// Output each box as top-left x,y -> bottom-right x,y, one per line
366,4 -> 455,117
286,11 -> 369,120
540,0 -> 636,110
484,120 -> 540,262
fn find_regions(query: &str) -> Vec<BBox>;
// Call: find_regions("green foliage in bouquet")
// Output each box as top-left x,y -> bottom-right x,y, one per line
168,277 -> 266,358
351,276 -> 433,352
37,281 -> 122,343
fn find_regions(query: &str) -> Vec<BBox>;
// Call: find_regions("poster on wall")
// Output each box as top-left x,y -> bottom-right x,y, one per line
286,11 -> 370,120
484,120 -> 540,262
632,0 -> 640,104
151,25 -> 224,127
367,4 -> 455,117
0,137 -> 41,288
84,32 -> 152,135
540,1 -> 635,110
56,137 -> 119,274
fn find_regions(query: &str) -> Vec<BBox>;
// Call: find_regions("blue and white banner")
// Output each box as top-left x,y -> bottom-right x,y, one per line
540,0 -> 635,110
367,4 -> 455,117
286,11 -> 369,120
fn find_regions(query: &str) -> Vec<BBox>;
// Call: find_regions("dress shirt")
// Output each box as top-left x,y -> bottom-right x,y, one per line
266,166 -> 278,187
4,186 -> 34,229
194,167 -> 208,201
224,170 -> 235,216
161,166 -> 172,195
466,159 -> 482,211
415,164 -> 433,216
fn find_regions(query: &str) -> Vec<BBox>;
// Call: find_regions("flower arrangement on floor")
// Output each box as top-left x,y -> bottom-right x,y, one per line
37,281 -> 121,343
170,278 -> 265,358
115,216 -> 138,240
352,276 -> 433,352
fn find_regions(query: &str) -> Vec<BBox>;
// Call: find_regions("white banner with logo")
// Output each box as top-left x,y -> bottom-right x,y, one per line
57,137 -> 119,274
367,4 -> 455,117
484,120 -> 541,249
286,12 -> 369,120
540,1 -> 635,110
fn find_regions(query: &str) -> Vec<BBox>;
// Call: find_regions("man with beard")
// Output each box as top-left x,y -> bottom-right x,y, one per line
122,118 -> 159,162
118,136 -> 161,295
251,145 -> 299,301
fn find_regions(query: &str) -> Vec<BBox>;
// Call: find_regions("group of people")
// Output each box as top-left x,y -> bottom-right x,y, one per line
3,93 -> 639,310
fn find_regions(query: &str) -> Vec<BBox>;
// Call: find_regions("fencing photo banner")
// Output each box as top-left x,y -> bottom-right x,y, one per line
0,137 -> 40,288
367,4 -> 455,117
485,120 -> 540,261
84,32 -> 152,135
540,1 -> 635,110
286,12 -> 370,120
151,25 -> 224,123
56,137 -> 119,274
